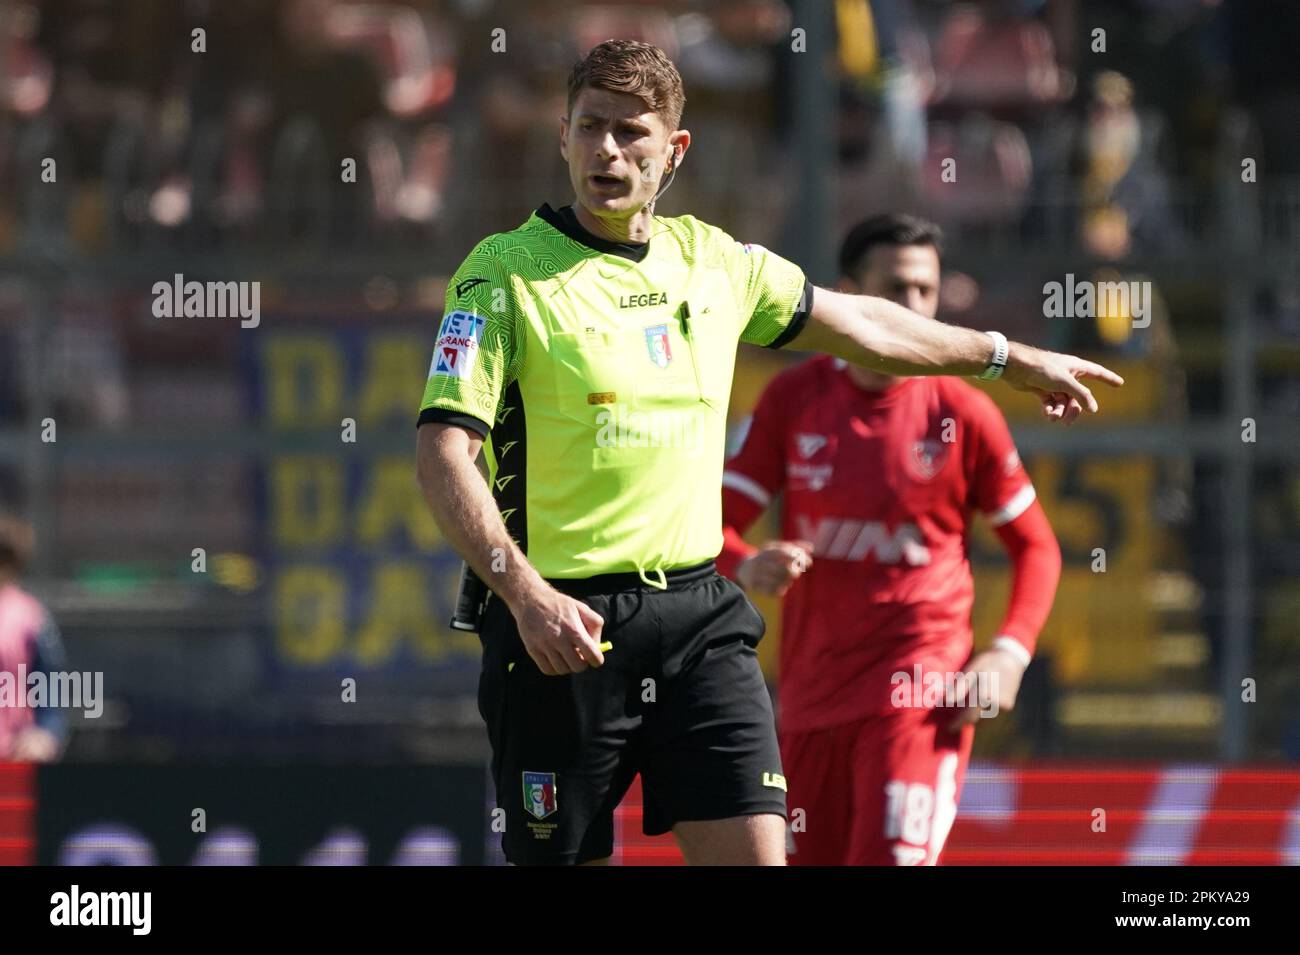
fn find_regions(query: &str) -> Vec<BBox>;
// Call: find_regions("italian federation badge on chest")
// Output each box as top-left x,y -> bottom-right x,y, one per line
644,324 -> 672,368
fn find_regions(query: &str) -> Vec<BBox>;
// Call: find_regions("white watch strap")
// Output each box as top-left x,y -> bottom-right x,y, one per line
979,331 -> 1009,381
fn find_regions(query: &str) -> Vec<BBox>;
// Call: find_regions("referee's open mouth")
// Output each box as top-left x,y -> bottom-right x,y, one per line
588,173 -> 627,192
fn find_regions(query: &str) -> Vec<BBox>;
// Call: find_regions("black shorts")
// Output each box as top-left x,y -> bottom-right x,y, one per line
477,560 -> 786,865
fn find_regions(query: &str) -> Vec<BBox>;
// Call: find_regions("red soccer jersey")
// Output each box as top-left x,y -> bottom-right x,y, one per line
721,355 -> 1035,733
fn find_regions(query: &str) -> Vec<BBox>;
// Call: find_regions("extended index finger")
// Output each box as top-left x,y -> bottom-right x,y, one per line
1074,359 -> 1125,388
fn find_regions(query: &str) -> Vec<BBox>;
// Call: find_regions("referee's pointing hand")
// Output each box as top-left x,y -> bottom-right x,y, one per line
514,587 -> 606,676
1001,344 -> 1126,425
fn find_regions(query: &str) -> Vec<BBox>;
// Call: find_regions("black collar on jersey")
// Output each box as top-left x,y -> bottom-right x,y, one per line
536,202 -> 650,262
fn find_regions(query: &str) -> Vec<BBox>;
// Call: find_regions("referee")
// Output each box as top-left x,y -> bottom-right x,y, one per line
416,40 -> 1121,866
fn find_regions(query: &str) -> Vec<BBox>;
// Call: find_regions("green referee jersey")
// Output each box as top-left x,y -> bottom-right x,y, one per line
417,202 -> 813,581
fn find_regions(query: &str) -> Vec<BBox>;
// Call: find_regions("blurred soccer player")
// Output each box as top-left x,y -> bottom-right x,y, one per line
718,215 -> 1063,865
0,513 -> 68,763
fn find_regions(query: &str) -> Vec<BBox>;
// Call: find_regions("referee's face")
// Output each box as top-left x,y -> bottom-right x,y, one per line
561,86 -> 681,223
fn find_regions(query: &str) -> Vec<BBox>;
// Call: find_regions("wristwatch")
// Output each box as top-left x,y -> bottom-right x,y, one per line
978,331 -> 1009,381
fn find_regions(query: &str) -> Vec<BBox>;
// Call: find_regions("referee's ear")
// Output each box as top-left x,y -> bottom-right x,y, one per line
665,129 -> 691,171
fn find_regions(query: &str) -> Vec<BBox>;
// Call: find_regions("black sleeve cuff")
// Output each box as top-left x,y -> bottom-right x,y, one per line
417,407 -> 491,439
765,280 -> 815,350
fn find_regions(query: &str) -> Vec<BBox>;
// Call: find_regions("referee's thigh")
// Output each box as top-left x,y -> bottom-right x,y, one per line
640,576 -> 787,859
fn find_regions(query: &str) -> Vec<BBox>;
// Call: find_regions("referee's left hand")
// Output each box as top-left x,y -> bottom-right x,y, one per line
512,586 -> 606,676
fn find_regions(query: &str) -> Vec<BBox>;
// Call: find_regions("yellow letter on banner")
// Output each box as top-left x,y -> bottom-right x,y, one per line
356,456 -> 442,550
359,335 -> 426,424
271,456 -> 345,547
275,564 -> 347,665
353,561 -> 444,665
261,336 -> 344,428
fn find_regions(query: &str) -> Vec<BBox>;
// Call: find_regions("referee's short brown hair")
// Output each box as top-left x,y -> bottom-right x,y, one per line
567,39 -> 686,131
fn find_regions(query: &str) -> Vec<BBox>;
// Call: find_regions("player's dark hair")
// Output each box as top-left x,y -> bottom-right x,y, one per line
838,214 -> 944,281
567,39 -> 686,130
0,512 -> 33,577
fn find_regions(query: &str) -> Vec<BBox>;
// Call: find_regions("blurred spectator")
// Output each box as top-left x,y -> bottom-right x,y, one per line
926,0 -> 1072,117
669,0 -> 790,240
33,0 -> 175,173
1224,0 -> 1300,177
863,0 -> 929,169
269,0 -> 385,164
1059,73 -> 1193,529
30,0 -> 183,247
0,295 -> 128,429
828,0 -> 942,171
1076,70 -> 1183,256
0,512 -> 67,763
447,0 -> 575,232
830,0 -> 931,238
262,0 -> 386,244
128,0 -> 388,246
165,0 -> 279,240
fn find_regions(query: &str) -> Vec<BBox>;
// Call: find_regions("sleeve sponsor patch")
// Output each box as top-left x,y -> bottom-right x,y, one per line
430,310 -> 487,379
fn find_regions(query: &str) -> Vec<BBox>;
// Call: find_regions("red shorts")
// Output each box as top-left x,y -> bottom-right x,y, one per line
781,706 -> 975,866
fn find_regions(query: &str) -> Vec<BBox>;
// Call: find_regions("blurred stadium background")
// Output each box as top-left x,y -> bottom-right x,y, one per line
1,0 -> 1299,865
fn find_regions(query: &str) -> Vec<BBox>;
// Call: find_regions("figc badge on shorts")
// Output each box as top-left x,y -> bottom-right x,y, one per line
523,772 -> 558,820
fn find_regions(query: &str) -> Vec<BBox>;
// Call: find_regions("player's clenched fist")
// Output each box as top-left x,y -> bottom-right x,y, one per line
511,587 -> 606,676
945,647 -> 1027,732
735,540 -> 814,597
